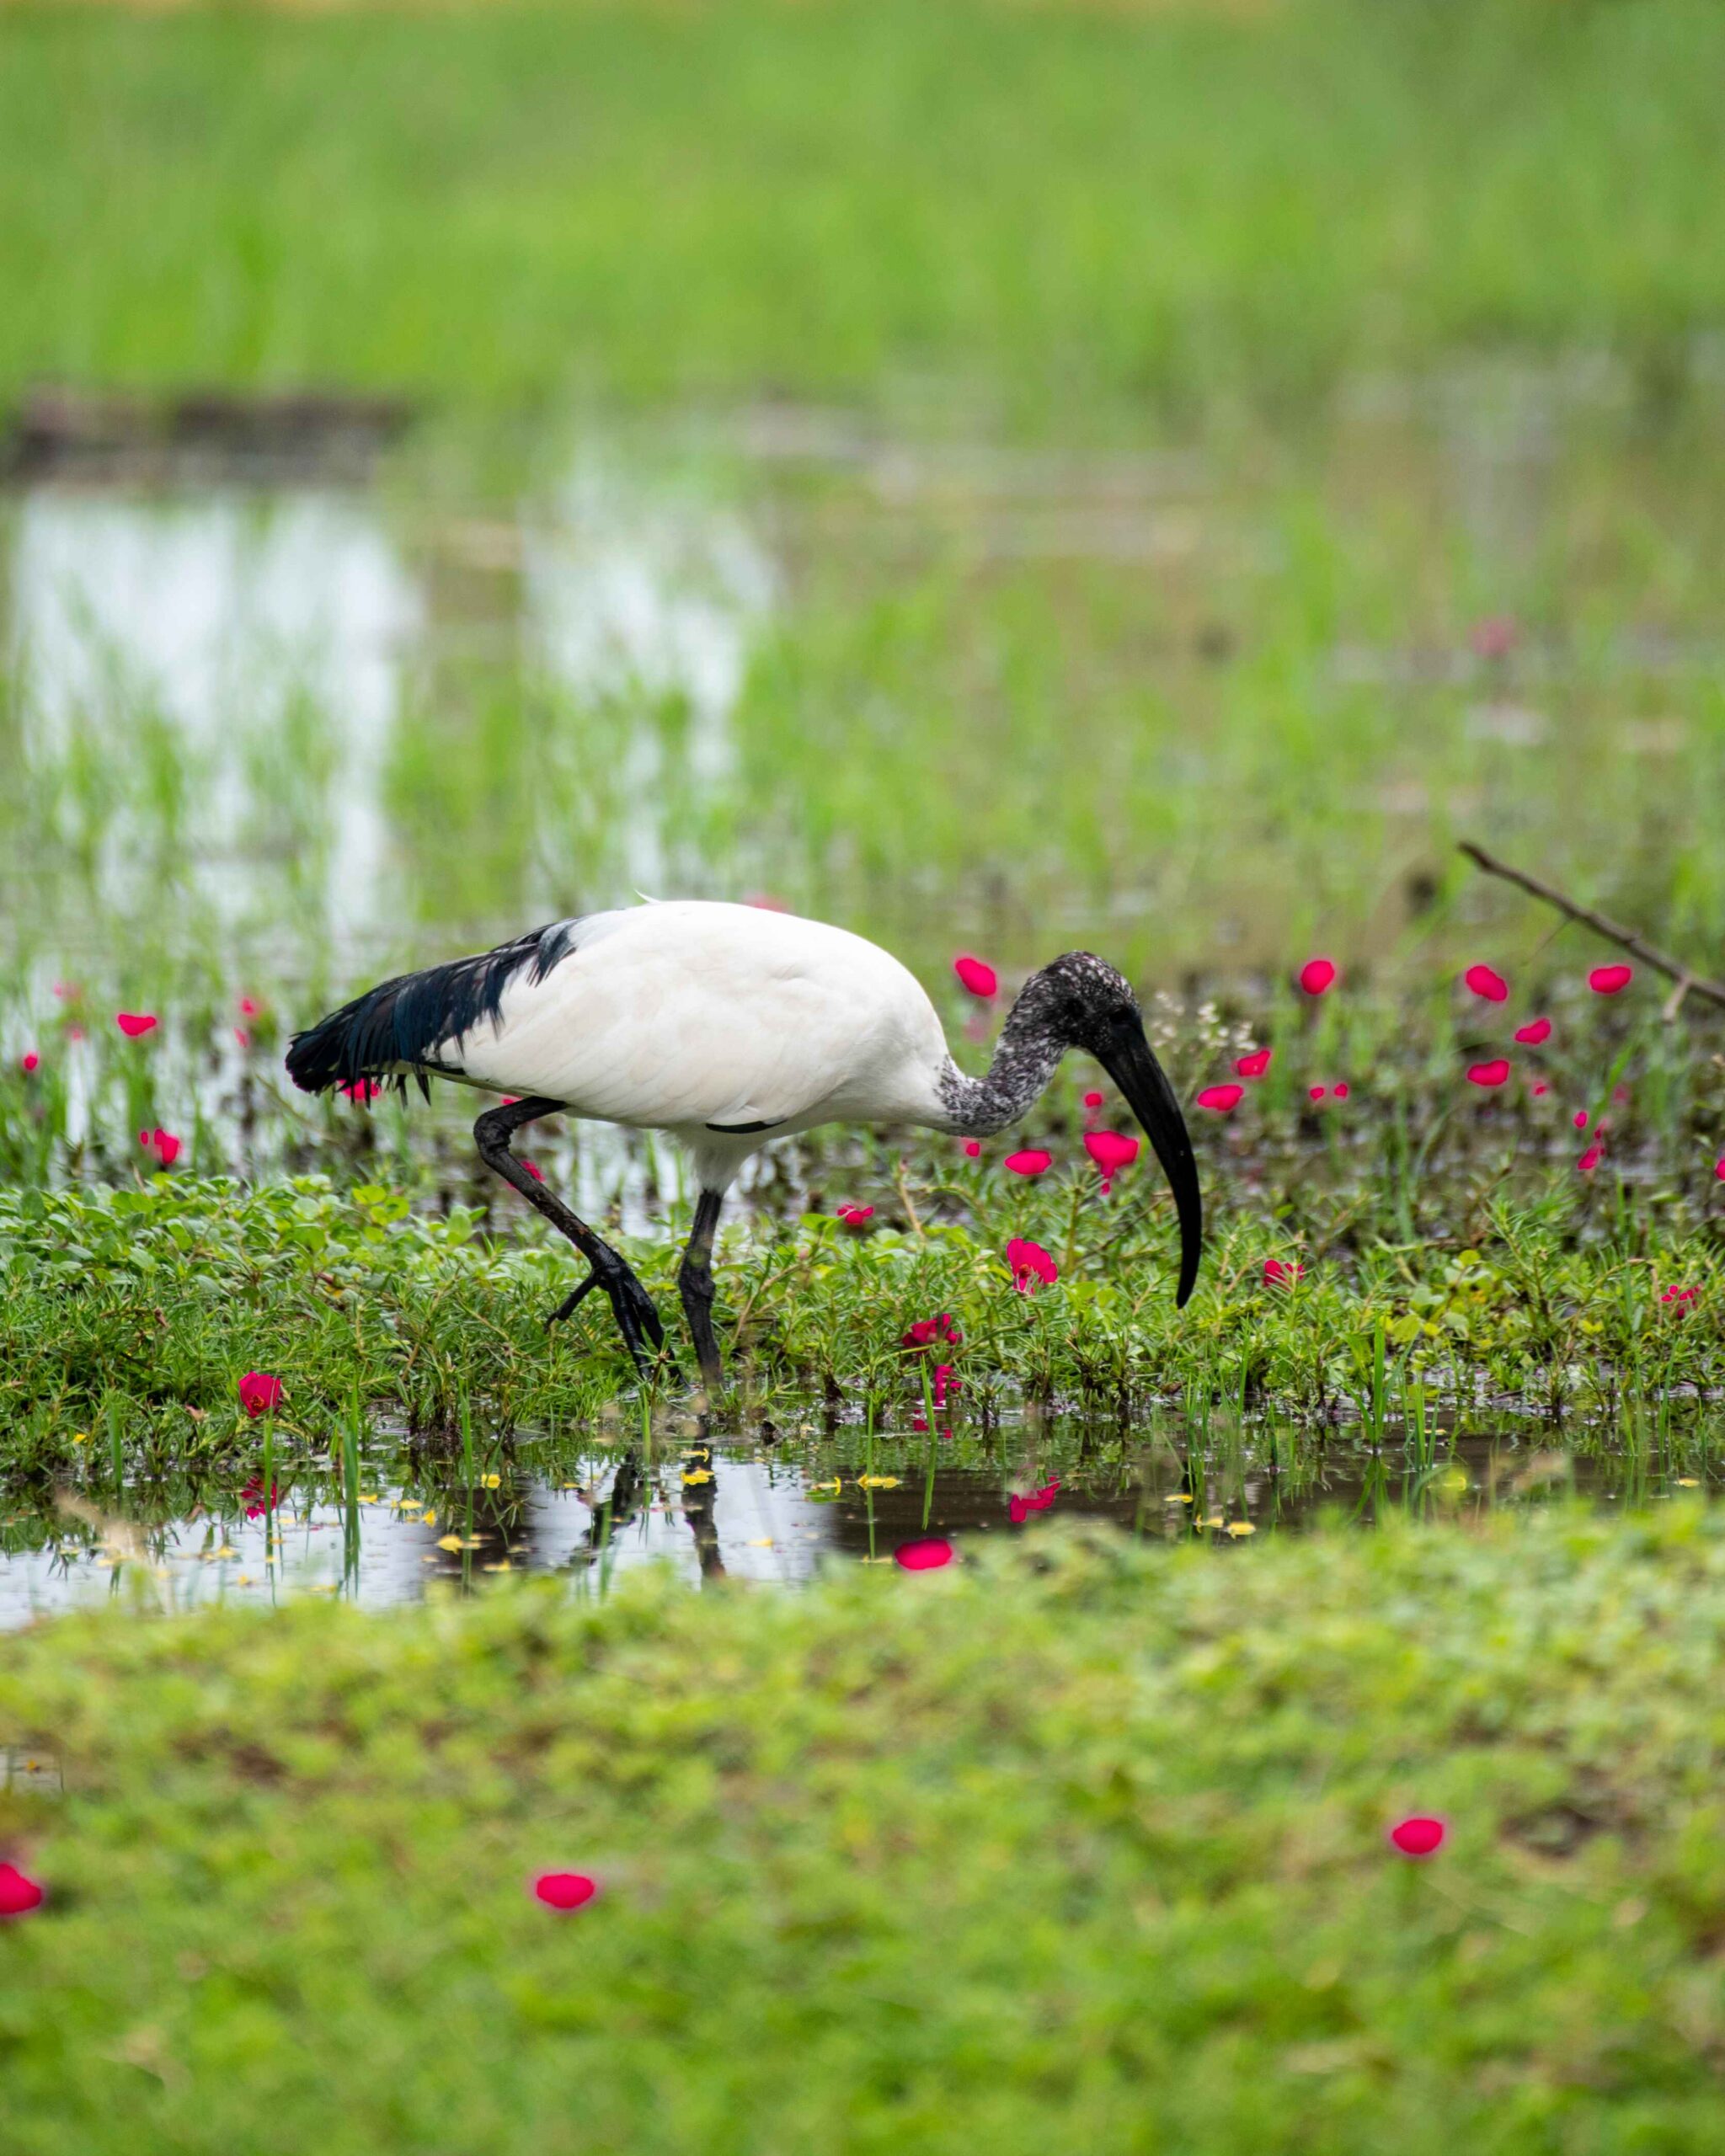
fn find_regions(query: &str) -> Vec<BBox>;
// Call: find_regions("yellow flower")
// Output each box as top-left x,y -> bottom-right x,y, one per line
71,1433 -> 89,1445
435,1534 -> 464,1552
1226,1521 -> 1257,1538
681,1469 -> 713,1486
809,1477 -> 842,1494
1164,1492 -> 1194,1504
481,1474 -> 501,1489
420,1511 -> 435,1528
1202,1515 -> 1225,1528
857,1475 -> 901,1489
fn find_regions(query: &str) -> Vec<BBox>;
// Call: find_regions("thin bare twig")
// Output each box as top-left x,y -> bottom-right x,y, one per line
1457,840 -> 1725,1018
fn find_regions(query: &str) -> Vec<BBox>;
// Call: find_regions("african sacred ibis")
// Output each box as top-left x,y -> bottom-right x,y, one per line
286,901 -> 1202,1385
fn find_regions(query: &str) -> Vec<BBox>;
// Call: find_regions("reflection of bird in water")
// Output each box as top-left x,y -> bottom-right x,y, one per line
286,902 -> 1202,1387
678,1428 -> 725,1580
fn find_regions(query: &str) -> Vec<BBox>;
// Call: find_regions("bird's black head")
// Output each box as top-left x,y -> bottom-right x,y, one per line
1012,952 -> 1204,1308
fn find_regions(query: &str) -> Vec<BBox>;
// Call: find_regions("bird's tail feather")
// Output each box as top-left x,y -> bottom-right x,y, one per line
285,919 -> 580,1096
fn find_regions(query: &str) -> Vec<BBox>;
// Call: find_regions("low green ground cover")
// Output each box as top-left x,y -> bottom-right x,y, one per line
4,1515 -> 1725,2152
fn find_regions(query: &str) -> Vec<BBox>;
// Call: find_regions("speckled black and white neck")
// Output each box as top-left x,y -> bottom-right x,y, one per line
935,952 -> 1141,1134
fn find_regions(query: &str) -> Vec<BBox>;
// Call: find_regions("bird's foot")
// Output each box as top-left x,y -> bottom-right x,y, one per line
547,1261 -> 670,1380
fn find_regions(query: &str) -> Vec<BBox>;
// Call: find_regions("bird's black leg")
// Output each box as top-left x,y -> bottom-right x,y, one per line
473,1097 -> 668,1377
677,1188 -> 726,1390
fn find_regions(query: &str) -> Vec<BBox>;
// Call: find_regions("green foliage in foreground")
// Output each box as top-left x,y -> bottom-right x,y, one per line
4,1515 -> 1725,2151
4,0 -> 1724,418
3,1170 -> 1723,1476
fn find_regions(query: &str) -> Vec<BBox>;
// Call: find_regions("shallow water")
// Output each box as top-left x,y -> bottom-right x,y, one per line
1,1413 -> 1710,1629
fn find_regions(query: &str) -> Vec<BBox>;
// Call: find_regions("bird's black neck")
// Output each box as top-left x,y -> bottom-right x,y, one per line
936,1005 -> 1067,1135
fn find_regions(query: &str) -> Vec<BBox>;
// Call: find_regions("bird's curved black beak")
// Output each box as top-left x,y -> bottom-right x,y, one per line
1097,1014 -> 1203,1306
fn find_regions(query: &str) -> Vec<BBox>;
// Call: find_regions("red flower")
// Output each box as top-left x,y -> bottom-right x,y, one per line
1533,1082 -> 1549,1096
1573,1109 -> 1589,1130
1332,1082 -> 1350,1100
962,1138 -> 981,1159
1717,1159 -> 1725,1182
953,954 -> 998,999
895,1538 -> 954,1572
1589,964 -> 1633,995
901,1314 -> 962,1352
0,1862 -> 45,1918
1388,1816 -> 1446,1858
1661,1285 -> 1698,1307
1004,1149 -> 1052,1177
932,1364 -> 961,1409
148,1129 -> 182,1168
1298,958 -> 1337,996
1006,1237 -> 1058,1294
238,1371 -> 284,1418
1514,1017 -> 1551,1045
1578,1144 -> 1605,1172
21,1052 -> 39,1074
1236,1047 -> 1272,1078
835,1203 -> 874,1227
241,1476 -> 283,1521
533,1871 -> 598,1911
340,1079 -> 382,1105
1308,1085 -> 1327,1102
1263,1258 -> 1306,1286
1466,1060 -> 1510,1088
1195,1084 -> 1243,1113
1085,1130 -> 1140,1174
115,1012 -> 158,1038
239,996 -> 261,1017
1464,964 -> 1509,1003
1083,1089 -> 1104,1108
1009,1479 -> 1060,1524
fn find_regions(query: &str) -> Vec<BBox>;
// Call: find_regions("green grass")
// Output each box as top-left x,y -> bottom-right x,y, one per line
3,0 -> 1725,420
6,1514 -> 1725,2150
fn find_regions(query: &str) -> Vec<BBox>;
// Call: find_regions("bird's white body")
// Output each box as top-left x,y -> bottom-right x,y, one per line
445,901 -> 956,1189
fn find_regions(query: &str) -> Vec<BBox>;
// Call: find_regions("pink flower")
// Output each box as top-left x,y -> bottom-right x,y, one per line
238,1372 -> 284,1418
1388,1816 -> 1446,1859
1006,1237 -> 1058,1294
932,1364 -> 961,1409
1004,1149 -> 1052,1177
1717,1159 -> 1725,1182
1466,1060 -> 1510,1088
521,1158 -> 544,1182
1661,1285 -> 1698,1308
0,1862 -> 45,1918
1263,1258 -> 1306,1286
953,954 -> 998,999
1515,1017 -> 1551,1045
836,1203 -> 874,1228
1589,964 -> 1633,995
533,1872 -> 598,1911
240,1476 -> 282,1521
1533,1082 -> 1549,1097
1464,963 -> 1509,1003
1578,1145 -> 1605,1172
1083,1089 -> 1104,1108
1332,1082 -> 1350,1100
234,1028 -> 250,1049
115,1012 -> 158,1038
1084,1130 -> 1140,1174
239,996 -> 260,1017
1308,1085 -> 1327,1102
895,1538 -> 954,1572
962,1139 -> 981,1159
1236,1047 -> 1272,1078
1195,1084 -> 1243,1113
901,1314 -> 963,1352
1573,1109 -> 1589,1130
20,1052 -> 39,1074
1009,1479 -> 1060,1524
339,1079 -> 382,1104
148,1129 -> 182,1168
1298,958 -> 1337,996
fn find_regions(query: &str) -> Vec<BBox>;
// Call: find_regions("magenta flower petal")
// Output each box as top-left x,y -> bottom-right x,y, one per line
895,1538 -> 954,1572
1004,1149 -> 1052,1177
953,954 -> 998,999
1308,1085 -> 1326,1102
835,1203 -> 875,1226
21,1051 -> 39,1074
1514,1017 -> 1551,1045
1006,1237 -> 1058,1294
1573,1109 -> 1589,1130
533,1871 -> 598,1911
1235,1047 -> 1272,1078
1589,964 -> 1633,995
1332,1081 -> 1350,1100
1195,1084 -> 1243,1113
1082,1089 -> 1104,1108
1466,1059 -> 1510,1088
1464,964 -> 1509,1003
1388,1816 -> 1445,1859
238,1371 -> 283,1419
115,1012 -> 158,1038
962,1139 -> 981,1158
1084,1130 -> 1140,1174
1263,1258 -> 1306,1285
151,1129 -> 182,1168
1578,1144 -> 1605,1172
0,1862 -> 45,1918
1298,958 -> 1337,996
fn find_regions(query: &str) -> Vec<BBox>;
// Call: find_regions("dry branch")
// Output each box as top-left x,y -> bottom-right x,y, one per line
1457,840 -> 1725,1019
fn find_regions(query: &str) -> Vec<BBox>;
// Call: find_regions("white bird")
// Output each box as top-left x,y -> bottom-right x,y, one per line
286,900 -> 1201,1385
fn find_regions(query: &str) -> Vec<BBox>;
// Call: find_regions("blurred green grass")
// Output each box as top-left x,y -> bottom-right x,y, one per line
3,0 -> 1725,419
7,1517 -> 1725,2151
